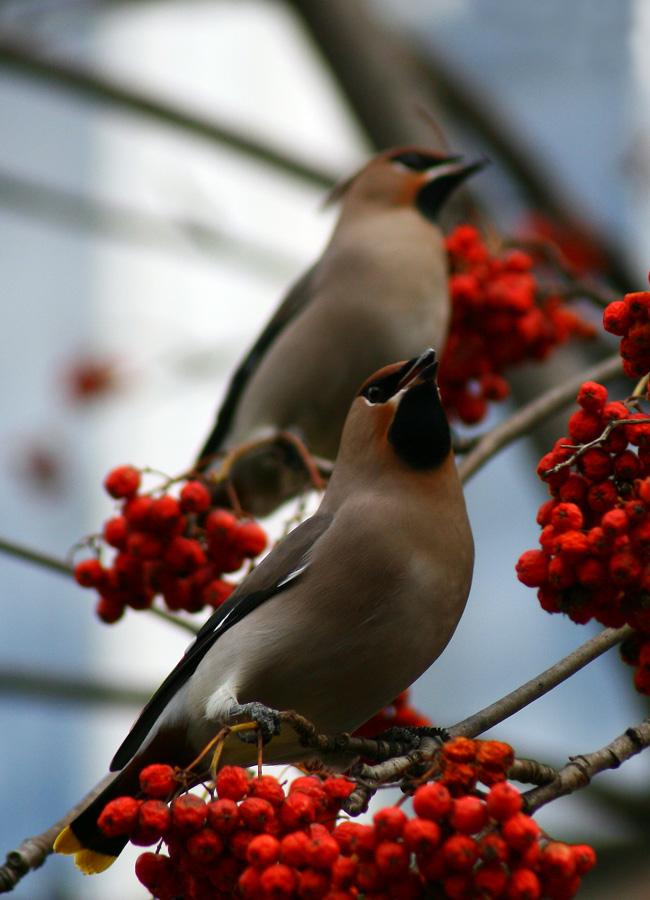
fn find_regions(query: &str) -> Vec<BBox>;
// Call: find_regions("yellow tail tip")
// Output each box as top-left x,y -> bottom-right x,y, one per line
54,826 -> 116,874
53,825 -> 82,855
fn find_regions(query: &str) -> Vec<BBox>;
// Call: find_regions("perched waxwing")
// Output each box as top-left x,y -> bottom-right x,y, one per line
56,349 -> 474,874
197,148 -> 487,515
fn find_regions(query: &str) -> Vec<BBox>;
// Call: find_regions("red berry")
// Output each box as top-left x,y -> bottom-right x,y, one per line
259,863 -> 297,899
207,797 -> 240,834
135,852 -> 177,894
280,830 -> 311,867
475,861 -> 508,898
502,813 -> 540,850
442,834 -> 477,871
412,782 -> 452,821
577,381 -> 607,411
374,840 -> 408,877
279,792 -> 316,831
97,796 -> 139,837
74,558 -> 104,588
171,793 -> 207,833
373,806 -> 408,841
478,832 -> 509,864
297,866 -> 330,899
540,841 -> 576,880
247,774 -> 285,808
187,826 -> 224,862
247,833 -> 281,869
567,409 -> 601,443
232,520 -> 268,557
577,448 -> 612,482
205,508 -> 238,541
136,799 -> 171,838
238,865 -> 262,900
449,795 -> 488,834
104,465 -> 140,499
179,479 -> 212,514
103,516 -> 128,550
149,495 -> 182,533
571,843 -> 596,875
203,578 -> 236,608
139,763 -> 176,798
402,817 -> 441,856
239,797 -> 276,833
505,867 -> 541,900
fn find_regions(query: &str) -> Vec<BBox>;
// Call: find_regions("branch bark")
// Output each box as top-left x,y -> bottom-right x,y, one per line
457,353 -> 624,484
0,773 -> 116,894
522,718 -> 650,814
0,41 -> 337,190
449,625 -> 633,739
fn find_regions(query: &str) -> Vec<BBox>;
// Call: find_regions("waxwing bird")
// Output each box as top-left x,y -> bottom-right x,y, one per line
197,148 -> 487,516
56,349 -> 474,874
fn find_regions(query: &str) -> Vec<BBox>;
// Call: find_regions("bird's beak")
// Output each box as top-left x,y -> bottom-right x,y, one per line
397,349 -> 438,392
416,156 -> 489,221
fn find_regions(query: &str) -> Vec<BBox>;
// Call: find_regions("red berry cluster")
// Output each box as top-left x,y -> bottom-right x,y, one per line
439,225 -> 594,424
353,690 -> 431,740
73,465 -> 267,623
515,382 -> 650,694
603,287 -> 650,378
98,740 -> 595,900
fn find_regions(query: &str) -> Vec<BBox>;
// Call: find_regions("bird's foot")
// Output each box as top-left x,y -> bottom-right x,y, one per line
230,701 -> 282,745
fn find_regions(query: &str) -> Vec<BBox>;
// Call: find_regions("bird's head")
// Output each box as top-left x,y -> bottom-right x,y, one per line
328,147 -> 488,222
329,349 -> 452,492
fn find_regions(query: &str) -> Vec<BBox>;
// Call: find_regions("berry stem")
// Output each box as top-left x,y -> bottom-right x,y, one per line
458,353 -> 623,483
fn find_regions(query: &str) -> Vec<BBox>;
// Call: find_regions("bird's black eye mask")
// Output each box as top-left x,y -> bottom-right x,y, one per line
390,151 -> 458,171
360,351 -> 438,406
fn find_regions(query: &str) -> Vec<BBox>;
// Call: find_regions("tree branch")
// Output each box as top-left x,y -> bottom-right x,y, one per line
0,535 -> 198,634
449,625 -> 633,739
0,41 -> 338,190
522,718 -> 650,815
0,773 -> 116,894
457,353 -> 624,484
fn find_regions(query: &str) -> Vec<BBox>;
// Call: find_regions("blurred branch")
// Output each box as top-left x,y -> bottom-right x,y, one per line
0,666 -> 149,708
0,535 -> 198,634
0,772 -> 116,894
0,169 -> 298,277
457,353 -> 624,484
290,0 -> 635,292
449,625 -> 633,739
522,718 -> 650,815
0,40 -> 337,189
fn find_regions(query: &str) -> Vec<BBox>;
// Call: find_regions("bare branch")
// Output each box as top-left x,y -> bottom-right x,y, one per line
0,535 -> 198,634
522,718 -> 650,815
457,353 -> 624,483
0,773 -> 116,894
0,41 -> 338,190
449,625 -> 633,739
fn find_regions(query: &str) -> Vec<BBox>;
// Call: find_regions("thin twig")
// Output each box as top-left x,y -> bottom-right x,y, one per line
0,42 -> 338,190
0,773 -> 116,893
458,353 -> 624,483
449,625 -> 633,739
0,535 -> 198,634
522,718 -> 650,815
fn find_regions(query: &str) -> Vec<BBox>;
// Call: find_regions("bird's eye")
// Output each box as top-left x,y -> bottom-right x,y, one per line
366,385 -> 384,404
392,152 -> 439,171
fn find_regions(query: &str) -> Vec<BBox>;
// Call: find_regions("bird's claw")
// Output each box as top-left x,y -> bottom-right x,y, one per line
370,725 -> 450,749
232,702 -> 282,745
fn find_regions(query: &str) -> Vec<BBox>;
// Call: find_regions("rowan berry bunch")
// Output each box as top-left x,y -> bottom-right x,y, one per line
73,465 -> 267,623
97,738 -> 595,900
439,225 -> 594,425
515,382 -> 650,695
603,286 -> 650,379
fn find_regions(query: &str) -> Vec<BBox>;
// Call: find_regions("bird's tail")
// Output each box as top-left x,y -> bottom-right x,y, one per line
55,728 -> 196,874
54,763 -> 139,874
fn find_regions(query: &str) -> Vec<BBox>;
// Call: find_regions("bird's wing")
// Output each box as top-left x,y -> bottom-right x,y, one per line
110,510 -> 333,770
197,264 -> 319,462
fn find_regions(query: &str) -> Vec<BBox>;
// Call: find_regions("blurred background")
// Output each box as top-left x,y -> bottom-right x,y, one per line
0,1 -> 648,897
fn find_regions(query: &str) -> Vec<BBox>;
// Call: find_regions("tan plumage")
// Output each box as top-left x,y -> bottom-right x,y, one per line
198,148 -> 486,515
56,349 -> 474,874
